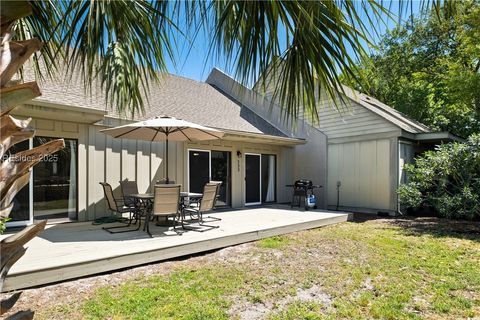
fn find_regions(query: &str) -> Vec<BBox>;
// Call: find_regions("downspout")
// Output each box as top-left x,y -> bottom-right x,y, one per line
336,181 -> 341,210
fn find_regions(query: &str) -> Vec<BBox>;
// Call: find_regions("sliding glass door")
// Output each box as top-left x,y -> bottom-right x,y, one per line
245,154 -> 276,206
245,154 -> 261,205
188,150 -> 211,193
2,140 -> 31,225
33,137 -> 78,221
5,136 -> 78,226
188,149 -> 231,206
211,151 -> 231,206
262,154 -> 276,202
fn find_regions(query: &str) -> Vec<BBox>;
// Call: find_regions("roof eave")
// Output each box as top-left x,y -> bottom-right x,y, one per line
222,129 -> 305,146
401,131 -> 465,143
12,99 -> 107,124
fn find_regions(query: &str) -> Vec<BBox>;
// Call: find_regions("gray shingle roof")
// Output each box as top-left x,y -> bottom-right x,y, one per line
341,85 -> 430,134
26,66 -> 285,136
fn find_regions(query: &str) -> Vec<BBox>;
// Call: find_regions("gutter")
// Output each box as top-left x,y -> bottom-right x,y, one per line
31,99 -> 108,117
221,129 -> 306,146
401,131 -> 465,143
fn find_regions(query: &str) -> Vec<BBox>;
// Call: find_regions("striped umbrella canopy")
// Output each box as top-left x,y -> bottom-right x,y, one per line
100,116 -> 224,182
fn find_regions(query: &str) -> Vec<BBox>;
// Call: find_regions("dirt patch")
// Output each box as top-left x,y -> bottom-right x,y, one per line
228,284 -> 332,320
230,301 -> 274,320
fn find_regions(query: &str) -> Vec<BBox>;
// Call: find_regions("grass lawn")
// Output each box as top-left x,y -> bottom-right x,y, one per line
33,217 -> 480,319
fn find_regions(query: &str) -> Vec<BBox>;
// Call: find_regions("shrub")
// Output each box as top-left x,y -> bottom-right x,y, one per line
398,134 -> 480,220
0,218 -> 10,235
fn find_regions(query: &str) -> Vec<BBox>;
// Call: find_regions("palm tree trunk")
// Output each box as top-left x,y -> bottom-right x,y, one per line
0,1 -> 64,316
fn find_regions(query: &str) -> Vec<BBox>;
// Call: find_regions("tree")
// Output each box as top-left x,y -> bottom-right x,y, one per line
352,0 -> 480,137
398,134 -> 480,220
10,0 -> 445,122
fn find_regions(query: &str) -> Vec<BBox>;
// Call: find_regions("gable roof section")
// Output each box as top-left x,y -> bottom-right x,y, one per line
341,86 -> 430,134
23,65 -> 286,137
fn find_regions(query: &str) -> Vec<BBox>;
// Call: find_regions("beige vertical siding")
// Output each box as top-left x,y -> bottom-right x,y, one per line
82,124 -> 174,221
206,69 -> 328,208
21,117 -> 295,221
327,138 -> 396,212
184,140 -> 294,208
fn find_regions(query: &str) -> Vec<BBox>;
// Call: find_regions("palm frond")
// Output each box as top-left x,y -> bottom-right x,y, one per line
23,0 -> 178,117
17,0 -> 453,122
204,0 -> 390,125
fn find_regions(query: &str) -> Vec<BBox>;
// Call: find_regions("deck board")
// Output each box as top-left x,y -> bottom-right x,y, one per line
1,206 -> 349,292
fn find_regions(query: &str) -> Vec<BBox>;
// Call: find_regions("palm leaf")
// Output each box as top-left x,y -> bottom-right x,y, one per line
15,0 -> 452,122
21,0 -> 179,118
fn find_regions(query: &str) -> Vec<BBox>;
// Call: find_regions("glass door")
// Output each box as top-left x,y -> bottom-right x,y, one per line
3,140 -> 32,226
211,151 -> 231,206
261,154 -> 276,202
245,153 -> 261,205
33,137 -> 78,221
188,150 -> 211,193
188,149 -> 232,206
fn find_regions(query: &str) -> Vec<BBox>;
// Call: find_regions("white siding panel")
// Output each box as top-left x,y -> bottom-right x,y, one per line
136,141 -> 151,193
327,139 -> 392,211
121,139 -> 137,181
93,129 -> 106,216
87,127 -> 105,220
259,73 -> 399,138
150,142 -> 164,188
105,135 -> 122,193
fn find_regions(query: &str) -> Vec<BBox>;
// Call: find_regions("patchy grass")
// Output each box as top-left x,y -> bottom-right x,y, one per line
256,235 -> 291,249
33,217 -> 480,319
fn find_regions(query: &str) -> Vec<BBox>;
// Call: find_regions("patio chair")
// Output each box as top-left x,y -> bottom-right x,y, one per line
206,181 -> 222,222
119,180 -> 139,208
99,182 -> 140,233
146,184 -> 182,237
187,181 -> 222,210
183,182 -> 221,232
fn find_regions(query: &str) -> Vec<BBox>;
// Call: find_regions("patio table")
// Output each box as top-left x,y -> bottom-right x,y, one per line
129,192 -> 203,229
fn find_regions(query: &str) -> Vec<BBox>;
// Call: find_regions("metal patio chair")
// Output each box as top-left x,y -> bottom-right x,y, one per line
183,182 -> 221,232
99,182 -> 140,233
146,184 -> 182,237
119,180 -> 139,208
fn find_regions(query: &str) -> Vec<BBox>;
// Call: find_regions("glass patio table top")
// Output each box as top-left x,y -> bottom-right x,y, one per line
128,192 -> 203,199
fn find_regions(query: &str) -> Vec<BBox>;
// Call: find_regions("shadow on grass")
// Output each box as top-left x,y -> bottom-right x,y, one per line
351,213 -> 480,242
389,216 -> 480,242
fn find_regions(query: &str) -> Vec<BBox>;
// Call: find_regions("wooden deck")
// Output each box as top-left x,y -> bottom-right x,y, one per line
1,206 -> 349,292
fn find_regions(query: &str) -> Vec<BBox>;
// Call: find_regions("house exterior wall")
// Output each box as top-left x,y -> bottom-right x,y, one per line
326,136 -> 399,213
314,97 -> 399,138
252,69 -> 399,138
84,127 -> 295,220
206,69 -> 328,208
9,110 -> 295,223
226,68 -> 404,213
183,140 -> 293,207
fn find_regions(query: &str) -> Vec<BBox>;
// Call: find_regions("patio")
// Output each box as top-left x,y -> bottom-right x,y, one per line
1,206 -> 349,292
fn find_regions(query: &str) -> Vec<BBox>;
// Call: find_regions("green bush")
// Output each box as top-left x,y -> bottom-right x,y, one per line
398,134 -> 480,220
0,218 -> 10,235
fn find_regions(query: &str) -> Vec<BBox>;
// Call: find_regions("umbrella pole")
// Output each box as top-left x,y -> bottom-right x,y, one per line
165,135 -> 169,184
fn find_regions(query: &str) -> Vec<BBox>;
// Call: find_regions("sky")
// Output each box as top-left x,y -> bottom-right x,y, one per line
165,1 -> 423,83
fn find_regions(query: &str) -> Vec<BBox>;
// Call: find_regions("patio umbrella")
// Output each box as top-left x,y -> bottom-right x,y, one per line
100,116 -> 224,183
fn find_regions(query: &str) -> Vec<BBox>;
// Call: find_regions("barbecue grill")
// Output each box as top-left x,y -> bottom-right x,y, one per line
290,179 -> 320,210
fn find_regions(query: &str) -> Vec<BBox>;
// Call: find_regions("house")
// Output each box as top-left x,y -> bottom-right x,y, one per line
6,67 -> 462,227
